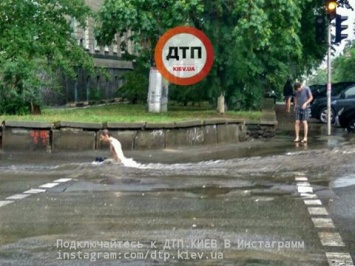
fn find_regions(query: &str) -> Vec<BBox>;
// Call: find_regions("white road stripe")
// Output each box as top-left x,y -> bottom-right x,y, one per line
298,186 -> 313,193
0,201 -> 14,207
23,188 -> 46,194
53,178 -> 72,183
308,207 -> 329,216
304,199 -> 322,205
326,252 -> 354,266
300,193 -> 317,198
311,218 -> 335,228
6,194 -> 30,200
39,183 -> 59,188
1,179 -> 74,209
295,177 -> 308,181
319,232 -> 345,247
296,175 -> 353,265
297,182 -> 311,186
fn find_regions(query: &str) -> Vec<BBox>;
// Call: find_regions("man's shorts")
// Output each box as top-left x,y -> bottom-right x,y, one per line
295,107 -> 310,121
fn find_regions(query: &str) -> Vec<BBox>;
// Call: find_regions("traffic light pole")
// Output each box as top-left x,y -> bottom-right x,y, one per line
327,19 -> 332,135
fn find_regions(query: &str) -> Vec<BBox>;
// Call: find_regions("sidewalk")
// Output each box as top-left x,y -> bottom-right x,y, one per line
274,103 -> 326,133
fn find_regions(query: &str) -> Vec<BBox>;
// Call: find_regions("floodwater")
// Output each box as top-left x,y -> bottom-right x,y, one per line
1,131 -> 355,265
1,131 -> 355,204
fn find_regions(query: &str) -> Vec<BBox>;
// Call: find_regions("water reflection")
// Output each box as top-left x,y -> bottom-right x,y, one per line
331,174 -> 355,188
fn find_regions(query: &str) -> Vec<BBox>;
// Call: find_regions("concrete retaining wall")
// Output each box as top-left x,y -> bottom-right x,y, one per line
2,121 -> 52,152
0,119 -> 277,152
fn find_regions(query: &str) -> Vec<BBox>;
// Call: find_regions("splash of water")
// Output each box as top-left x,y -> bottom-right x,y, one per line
91,157 -> 222,170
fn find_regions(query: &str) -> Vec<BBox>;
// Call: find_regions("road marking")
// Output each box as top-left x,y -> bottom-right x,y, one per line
300,193 -> 317,198
39,183 -> 59,188
295,177 -> 308,181
1,178 -> 73,209
308,207 -> 329,216
318,232 -> 345,247
54,178 -> 72,183
304,199 -> 322,205
23,188 -> 46,194
298,186 -> 313,193
297,182 -> 311,186
295,176 -> 354,266
0,201 -> 14,207
326,252 -> 354,266
311,218 -> 335,228
6,194 -> 30,200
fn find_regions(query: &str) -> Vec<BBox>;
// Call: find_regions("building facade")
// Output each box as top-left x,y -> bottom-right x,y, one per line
44,0 -> 134,105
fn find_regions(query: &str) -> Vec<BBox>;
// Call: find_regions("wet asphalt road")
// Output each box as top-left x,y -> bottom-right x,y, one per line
0,128 -> 355,265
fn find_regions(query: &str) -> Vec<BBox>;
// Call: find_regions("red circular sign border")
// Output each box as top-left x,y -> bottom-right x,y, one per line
154,26 -> 214,86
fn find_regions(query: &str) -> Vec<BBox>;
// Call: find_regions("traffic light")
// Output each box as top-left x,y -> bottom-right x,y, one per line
335,14 -> 348,43
326,0 -> 337,20
315,15 -> 327,43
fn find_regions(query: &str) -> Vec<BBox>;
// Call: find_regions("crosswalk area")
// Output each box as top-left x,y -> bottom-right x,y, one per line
295,174 -> 354,266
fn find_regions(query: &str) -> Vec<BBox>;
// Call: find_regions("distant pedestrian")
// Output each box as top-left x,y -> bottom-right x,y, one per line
283,78 -> 294,113
99,129 -> 126,163
294,82 -> 313,143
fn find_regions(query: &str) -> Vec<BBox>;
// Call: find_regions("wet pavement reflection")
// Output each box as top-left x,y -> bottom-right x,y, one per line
0,126 -> 355,265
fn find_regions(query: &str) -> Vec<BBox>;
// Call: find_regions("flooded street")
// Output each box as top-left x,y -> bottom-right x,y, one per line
1,130 -> 355,265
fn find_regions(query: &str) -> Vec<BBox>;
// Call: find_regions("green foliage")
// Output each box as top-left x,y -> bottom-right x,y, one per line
0,57 -> 41,114
0,103 -> 261,123
0,0 -> 94,114
297,0 -> 328,76
308,68 -> 327,85
333,41 -> 355,82
117,64 -> 149,104
309,41 -> 355,85
89,87 -> 104,101
96,0 -> 330,110
169,83 -> 210,106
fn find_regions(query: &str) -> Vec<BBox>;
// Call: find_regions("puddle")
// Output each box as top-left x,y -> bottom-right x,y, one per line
149,183 -> 292,198
331,174 -> 355,188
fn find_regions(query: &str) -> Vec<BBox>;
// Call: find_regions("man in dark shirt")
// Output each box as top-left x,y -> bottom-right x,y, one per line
294,82 -> 313,143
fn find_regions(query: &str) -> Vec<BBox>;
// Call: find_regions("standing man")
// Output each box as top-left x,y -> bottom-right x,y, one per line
99,129 -> 126,163
294,82 -> 313,143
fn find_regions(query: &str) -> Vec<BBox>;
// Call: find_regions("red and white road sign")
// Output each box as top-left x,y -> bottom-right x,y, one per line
154,26 -> 214,86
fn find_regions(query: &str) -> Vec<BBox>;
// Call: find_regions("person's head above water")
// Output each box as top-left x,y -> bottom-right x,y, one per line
100,129 -> 111,142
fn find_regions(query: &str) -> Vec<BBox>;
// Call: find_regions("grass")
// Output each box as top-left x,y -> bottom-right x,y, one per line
0,103 -> 261,123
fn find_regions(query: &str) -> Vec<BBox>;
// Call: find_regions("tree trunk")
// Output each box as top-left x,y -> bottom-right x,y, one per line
30,102 -> 41,115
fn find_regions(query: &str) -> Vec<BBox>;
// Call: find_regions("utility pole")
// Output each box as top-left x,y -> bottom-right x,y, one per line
325,0 -> 337,135
327,20 -> 332,135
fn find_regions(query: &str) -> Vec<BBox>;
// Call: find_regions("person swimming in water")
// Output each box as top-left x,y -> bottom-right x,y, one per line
99,129 -> 126,163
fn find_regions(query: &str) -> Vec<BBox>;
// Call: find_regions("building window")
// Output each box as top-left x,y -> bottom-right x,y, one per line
70,17 -> 77,38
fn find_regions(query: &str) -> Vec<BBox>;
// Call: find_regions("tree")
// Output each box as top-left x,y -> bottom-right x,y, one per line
0,0 -> 94,114
307,68 -> 327,85
332,41 -> 355,82
96,0 -> 332,111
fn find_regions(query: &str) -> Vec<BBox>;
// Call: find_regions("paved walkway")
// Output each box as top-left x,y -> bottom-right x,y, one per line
274,103 -> 324,132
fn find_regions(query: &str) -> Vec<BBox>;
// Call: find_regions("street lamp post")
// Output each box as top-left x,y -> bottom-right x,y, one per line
327,19 -> 332,135
326,0 -> 337,135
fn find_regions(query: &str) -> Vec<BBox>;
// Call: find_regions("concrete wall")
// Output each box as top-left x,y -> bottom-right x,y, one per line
2,121 -> 52,152
0,119 -> 277,152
